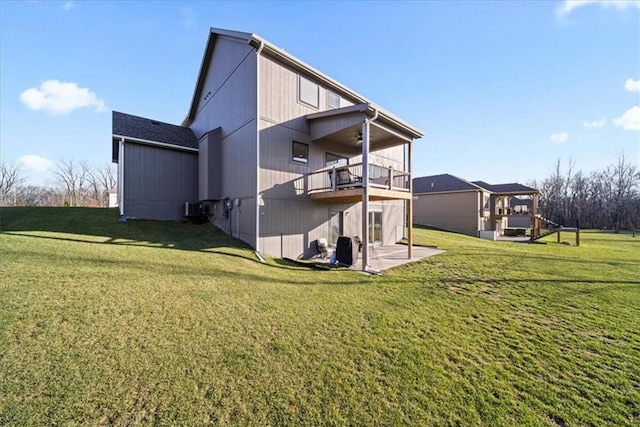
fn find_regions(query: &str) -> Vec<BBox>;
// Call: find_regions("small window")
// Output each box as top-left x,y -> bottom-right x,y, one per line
292,141 -> 308,164
327,91 -> 340,109
325,152 -> 347,168
299,76 -> 319,108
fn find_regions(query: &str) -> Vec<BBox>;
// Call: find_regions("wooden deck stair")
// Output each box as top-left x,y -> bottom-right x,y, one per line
529,215 -> 580,245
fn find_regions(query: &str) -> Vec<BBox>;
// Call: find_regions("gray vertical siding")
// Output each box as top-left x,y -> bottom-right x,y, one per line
118,32 -> 414,259
259,199 -> 358,259
204,196 -> 257,246
198,128 -> 222,201
190,34 -> 258,199
257,54 -> 409,259
258,199 -> 406,259
189,35 -> 258,250
190,36 -> 257,142
184,38 -> 409,258
123,143 -> 197,220
413,191 -> 480,237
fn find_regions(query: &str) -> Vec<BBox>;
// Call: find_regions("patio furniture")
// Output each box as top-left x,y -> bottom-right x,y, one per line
317,238 -> 329,259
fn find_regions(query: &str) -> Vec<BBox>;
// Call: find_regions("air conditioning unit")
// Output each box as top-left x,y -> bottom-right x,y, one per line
184,202 -> 201,217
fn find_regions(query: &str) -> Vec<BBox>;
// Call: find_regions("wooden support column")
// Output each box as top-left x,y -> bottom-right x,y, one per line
489,196 -> 497,230
531,193 -> 539,237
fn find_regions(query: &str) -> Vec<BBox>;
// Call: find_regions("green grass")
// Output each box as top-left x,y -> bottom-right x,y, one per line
1,207 -> 639,426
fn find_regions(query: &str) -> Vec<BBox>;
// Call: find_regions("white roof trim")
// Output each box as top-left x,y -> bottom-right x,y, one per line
113,134 -> 198,153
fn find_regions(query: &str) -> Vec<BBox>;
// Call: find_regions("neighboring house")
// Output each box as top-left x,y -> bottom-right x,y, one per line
108,187 -> 118,208
112,28 -> 423,267
412,174 -> 539,237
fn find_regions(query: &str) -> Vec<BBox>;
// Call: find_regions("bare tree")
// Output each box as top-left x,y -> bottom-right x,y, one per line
609,152 -> 639,233
98,164 -> 117,206
52,159 -> 90,207
85,166 -> 102,207
627,193 -> 640,237
538,159 -> 565,222
537,153 -> 639,232
583,170 -> 603,229
0,162 -> 25,206
13,185 -> 61,206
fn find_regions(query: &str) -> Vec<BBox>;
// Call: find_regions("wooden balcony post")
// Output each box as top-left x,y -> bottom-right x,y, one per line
331,167 -> 337,191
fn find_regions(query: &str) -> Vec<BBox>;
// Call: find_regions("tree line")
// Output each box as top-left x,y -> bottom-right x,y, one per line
529,153 -> 640,233
2,154 -> 639,232
1,160 -> 116,208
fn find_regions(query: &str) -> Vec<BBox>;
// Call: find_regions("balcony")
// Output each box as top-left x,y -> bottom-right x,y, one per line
308,163 -> 411,202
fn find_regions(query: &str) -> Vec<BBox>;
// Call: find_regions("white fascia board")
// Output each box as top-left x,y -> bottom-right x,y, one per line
112,134 -> 198,153
370,120 -> 413,143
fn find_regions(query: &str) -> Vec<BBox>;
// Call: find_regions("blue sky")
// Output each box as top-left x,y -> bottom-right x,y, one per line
1,0 -> 639,186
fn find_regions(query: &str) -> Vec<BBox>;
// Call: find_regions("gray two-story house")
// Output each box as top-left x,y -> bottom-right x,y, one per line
112,28 -> 423,268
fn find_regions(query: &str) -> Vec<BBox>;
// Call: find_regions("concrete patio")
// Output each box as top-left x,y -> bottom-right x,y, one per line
349,244 -> 444,273
496,235 -> 531,243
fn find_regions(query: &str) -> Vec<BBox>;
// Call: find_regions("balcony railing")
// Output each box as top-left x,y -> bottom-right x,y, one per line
308,162 -> 410,195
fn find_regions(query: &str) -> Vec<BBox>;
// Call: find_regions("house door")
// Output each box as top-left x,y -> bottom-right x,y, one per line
369,211 -> 382,244
329,211 -> 343,245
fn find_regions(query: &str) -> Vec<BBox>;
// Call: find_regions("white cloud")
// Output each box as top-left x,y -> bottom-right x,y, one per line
625,78 -> 640,92
62,1 -> 75,10
550,132 -> 569,144
614,106 -> 640,131
555,0 -> 640,17
19,79 -> 106,115
583,118 -> 607,129
19,155 -> 54,172
181,7 -> 197,29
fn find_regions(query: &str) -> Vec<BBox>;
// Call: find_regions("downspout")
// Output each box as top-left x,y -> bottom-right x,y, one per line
255,40 -> 264,259
361,108 -> 378,271
118,137 -> 126,221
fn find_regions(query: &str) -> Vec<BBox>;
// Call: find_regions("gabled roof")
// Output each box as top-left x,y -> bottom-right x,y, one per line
413,174 -> 483,194
413,174 -> 540,196
470,180 -> 492,190
183,27 -> 423,139
112,111 -> 197,149
472,181 -> 538,194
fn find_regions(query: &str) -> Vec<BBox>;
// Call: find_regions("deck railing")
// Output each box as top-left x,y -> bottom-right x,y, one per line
308,163 -> 410,194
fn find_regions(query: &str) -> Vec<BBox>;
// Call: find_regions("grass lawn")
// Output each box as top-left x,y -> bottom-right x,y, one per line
1,207 -> 639,426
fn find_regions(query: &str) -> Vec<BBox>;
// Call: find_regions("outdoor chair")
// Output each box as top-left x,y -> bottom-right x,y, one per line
317,238 -> 329,258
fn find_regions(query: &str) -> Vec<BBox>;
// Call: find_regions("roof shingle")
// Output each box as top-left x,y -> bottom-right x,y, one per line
413,174 -> 482,194
112,111 -> 197,149
471,181 -> 538,194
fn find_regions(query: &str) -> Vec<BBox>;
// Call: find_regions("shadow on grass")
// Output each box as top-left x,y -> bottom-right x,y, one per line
0,207 -> 259,261
0,207 -> 368,281
10,247 -> 370,286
